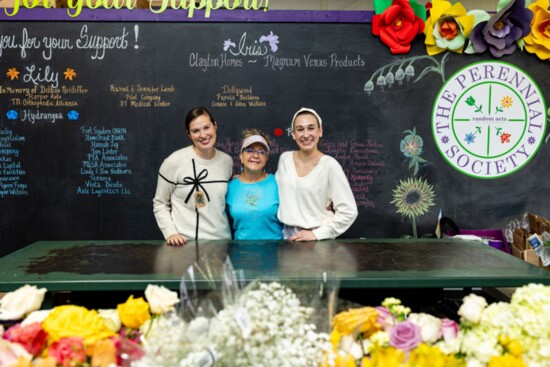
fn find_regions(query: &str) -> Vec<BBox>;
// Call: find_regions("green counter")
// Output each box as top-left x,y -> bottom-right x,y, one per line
0,239 -> 548,292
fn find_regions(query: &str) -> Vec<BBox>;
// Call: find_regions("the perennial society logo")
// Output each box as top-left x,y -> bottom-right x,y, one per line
432,61 -> 546,179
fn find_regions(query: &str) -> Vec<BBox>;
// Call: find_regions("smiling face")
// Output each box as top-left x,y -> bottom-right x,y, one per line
291,113 -> 323,152
188,114 -> 217,155
240,142 -> 269,174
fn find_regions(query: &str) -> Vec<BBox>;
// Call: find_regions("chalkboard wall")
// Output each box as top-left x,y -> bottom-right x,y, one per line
0,11 -> 548,256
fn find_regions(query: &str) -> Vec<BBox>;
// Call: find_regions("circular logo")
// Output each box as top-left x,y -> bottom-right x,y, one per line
432,61 -> 546,179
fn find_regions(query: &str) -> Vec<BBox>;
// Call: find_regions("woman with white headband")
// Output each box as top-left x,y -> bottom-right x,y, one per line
226,129 -> 283,240
276,107 -> 358,241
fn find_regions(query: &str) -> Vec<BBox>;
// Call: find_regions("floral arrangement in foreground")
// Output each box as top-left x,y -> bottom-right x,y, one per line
329,283 -> 550,367
2,282 -> 550,367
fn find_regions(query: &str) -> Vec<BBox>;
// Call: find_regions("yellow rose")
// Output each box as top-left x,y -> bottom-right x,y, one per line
42,305 -> 115,346
332,307 -> 380,337
424,0 -> 475,55
524,0 -> 550,60
117,295 -> 151,329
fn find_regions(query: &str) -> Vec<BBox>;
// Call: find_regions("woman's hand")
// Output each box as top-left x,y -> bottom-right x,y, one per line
166,234 -> 187,246
289,230 -> 317,242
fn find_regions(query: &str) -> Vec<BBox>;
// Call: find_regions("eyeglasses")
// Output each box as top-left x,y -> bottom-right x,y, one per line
242,147 -> 268,156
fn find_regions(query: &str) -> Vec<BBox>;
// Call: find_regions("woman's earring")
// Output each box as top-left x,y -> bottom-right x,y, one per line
240,166 -> 243,173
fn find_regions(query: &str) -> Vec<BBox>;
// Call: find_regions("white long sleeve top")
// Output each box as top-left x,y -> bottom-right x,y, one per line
153,146 -> 233,240
275,151 -> 358,240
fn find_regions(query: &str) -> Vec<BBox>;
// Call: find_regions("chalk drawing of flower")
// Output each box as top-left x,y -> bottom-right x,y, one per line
6,68 -> 19,80
391,177 -> 436,239
6,110 -> 18,120
259,31 -> 280,52
63,68 -> 77,81
441,136 -> 449,144
223,39 -> 236,51
399,127 -> 428,176
501,95 -> 513,108
67,110 -> 79,120
528,136 -> 536,145
464,132 -> 476,144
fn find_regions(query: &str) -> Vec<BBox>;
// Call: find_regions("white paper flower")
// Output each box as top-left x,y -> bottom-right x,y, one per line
458,293 -> 487,323
144,284 -> 180,314
0,284 -> 47,320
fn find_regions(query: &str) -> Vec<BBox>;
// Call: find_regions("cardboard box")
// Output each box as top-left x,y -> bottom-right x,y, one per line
511,232 -> 550,270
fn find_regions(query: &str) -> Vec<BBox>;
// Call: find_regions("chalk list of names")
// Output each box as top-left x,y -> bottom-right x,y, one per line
0,127 -> 28,197
77,126 -> 132,197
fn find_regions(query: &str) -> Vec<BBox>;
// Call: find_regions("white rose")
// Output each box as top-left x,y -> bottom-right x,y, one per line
458,294 -> 488,323
0,284 -> 47,320
144,284 -> 180,314
98,308 -> 122,332
21,309 -> 52,326
408,312 -> 442,344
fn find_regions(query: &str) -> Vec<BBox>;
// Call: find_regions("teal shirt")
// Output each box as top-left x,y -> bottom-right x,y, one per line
226,174 -> 283,240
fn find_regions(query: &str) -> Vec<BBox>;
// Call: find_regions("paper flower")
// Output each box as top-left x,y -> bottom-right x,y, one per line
424,0 -> 475,55
372,0 -> 426,54
524,0 -> 550,60
466,0 -> 534,58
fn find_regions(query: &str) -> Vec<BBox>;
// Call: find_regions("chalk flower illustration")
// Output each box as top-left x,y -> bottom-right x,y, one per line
259,31 -> 280,52
423,0 -> 475,55
63,68 -> 77,81
6,68 -> 19,80
400,127 -> 428,175
67,110 -> 79,120
6,110 -> 18,120
523,0 -> 550,60
501,95 -> 513,108
392,177 -> 436,218
223,39 -> 236,51
392,177 -> 436,238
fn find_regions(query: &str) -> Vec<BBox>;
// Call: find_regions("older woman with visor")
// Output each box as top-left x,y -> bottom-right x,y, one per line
276,107 -> 358,241
226,129 -> 283,240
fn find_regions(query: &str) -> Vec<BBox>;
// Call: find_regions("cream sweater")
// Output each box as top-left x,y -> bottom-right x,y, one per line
275,151 -> 358,240
153,146 -> 233,240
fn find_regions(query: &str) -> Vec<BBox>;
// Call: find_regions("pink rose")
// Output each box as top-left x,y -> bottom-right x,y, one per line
114,336 -> 144,367
440,318 -> 459,342
375,306 -> 392,329
389,320 -> 422,352
2,322 -> 48,356
48,336 -> 86,367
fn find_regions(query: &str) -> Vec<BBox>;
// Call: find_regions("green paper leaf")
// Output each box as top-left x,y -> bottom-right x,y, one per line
410,0 -> 427,21
373,0 -> 393,15
496,0 -> 513,12
517,38 -> 525,51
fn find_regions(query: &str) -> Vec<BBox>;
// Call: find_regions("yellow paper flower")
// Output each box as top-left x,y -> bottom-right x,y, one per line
117,295 -> 151,329
408,343 -> 466,367
361,346 -> 405,367
91,339 -> 117,367
524,0 -> 550,60
488,354 -> 527,367
332,307 -> 381,337
42,305 -> 115,346
424,0 -> 475,55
